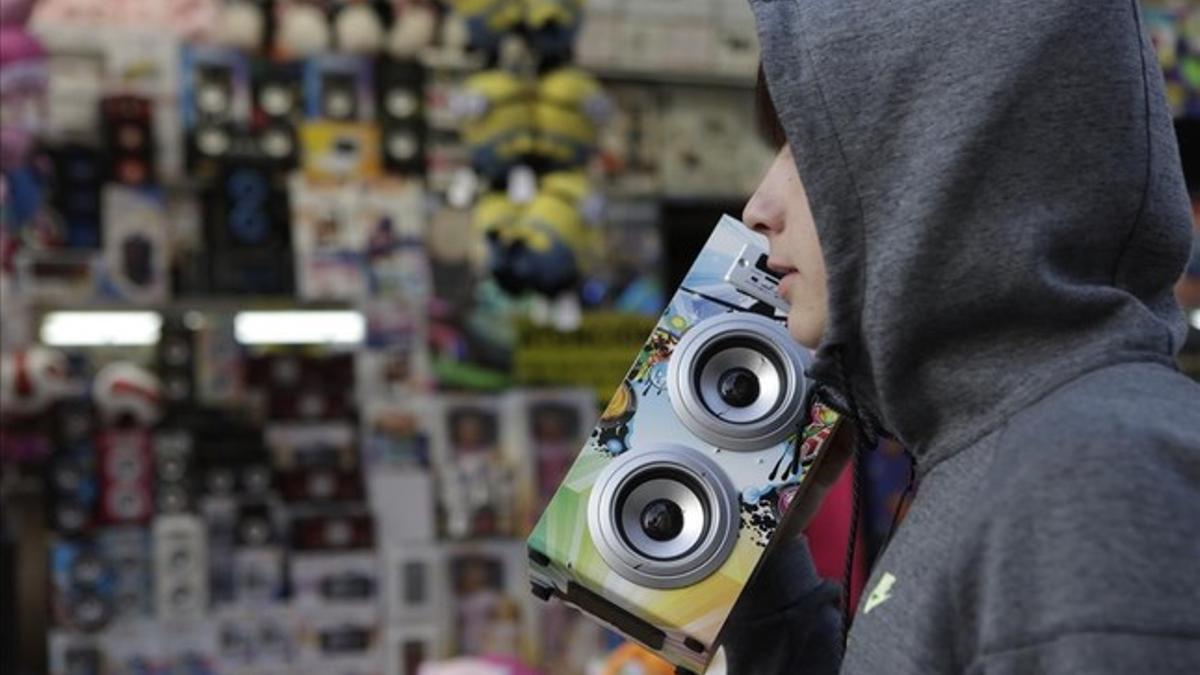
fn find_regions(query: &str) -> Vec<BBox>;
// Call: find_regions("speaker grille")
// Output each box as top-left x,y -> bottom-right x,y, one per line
587,444 -> 738,589
668,313 -> 810,451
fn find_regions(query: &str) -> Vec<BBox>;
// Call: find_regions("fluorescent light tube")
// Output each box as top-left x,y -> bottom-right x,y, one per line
234,310 -> 365,345
40,311 -> 162,347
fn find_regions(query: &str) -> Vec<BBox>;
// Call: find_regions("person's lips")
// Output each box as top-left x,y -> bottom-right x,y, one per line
777,271 -> 800,300
766,257 -> 799,300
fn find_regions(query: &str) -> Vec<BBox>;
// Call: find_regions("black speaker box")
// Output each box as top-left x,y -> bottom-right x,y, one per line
376,57 -> 426,176
100,95 -> 156,187
201,161 -> 295,295
156,317 -> 197,418
252,60 -> 303,169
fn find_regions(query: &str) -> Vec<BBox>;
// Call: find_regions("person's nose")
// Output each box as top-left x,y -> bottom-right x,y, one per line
742,186 -> 784,239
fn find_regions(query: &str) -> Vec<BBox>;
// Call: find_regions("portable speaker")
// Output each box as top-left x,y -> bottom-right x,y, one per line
50,403 -> 99,534
202,161 -> 295,295
252,60 -> 303,168
154,431 -> 193,514
50,540 -> 115,633
205,162 -> 290,250
55,398 -> 96,447
323,72 -> 360,120
153,515 -> 208,620
231,545 -> 286,606
256,66 -> 302,120
526,216 -> 843,675
97,432 -> 153,525
101,95 -> 157,187
195,64 -> 237,120
376,58 -> 426,176
190,120 -> 236,166
258,120 -> 300,167
234,501 -> 277,547
156,317 -> 197,419
97,527 -> 152,623
51,459 -> 95,535
246,355 -> 355,420
304,54 -> 374,122
182,47 -> 252,175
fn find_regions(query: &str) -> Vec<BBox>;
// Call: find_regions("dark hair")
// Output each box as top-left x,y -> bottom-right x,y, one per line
755,62 -> 788,149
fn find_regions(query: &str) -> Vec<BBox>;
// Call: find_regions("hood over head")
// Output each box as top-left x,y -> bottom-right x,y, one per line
749,0 -> 1193,471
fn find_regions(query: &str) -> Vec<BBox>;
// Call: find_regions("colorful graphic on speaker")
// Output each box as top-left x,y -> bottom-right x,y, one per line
527,215 -> 841,674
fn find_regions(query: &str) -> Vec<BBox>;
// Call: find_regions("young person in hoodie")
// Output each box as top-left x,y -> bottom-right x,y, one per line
721,1 -> 1200,673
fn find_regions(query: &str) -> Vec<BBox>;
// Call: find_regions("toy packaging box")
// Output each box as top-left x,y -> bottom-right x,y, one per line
526,215 -> 842,674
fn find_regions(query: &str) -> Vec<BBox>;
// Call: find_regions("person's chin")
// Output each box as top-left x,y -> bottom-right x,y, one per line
787,311 -> 822,350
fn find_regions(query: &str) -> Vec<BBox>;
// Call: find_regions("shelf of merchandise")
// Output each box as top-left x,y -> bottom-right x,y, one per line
418,47 -> 755,90
30,297 -> 354,315
592,66 -> 754,90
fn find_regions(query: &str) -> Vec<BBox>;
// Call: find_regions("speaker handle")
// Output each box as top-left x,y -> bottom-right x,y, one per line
775,419 -> 852,543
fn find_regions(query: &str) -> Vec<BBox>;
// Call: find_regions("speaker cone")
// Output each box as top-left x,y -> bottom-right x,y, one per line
71,592 -> 112,631
260,84 -> 295,117
159,486 -> 188,513
617,473 -> 707,561
158,454 -> 186,482
587,444 -> 738,589
385,129 -> 419,160
668,313 -> 810,450
196,126 -> 230,157
260,127 -> 295,159
385,89 -> 420,119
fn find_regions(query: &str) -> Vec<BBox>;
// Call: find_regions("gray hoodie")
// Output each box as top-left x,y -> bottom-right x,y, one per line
725,0 -> 1200,672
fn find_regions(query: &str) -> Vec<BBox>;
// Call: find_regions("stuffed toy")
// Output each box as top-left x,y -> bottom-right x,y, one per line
386,0 -> 438,58
533,67 -> 610,169
0,346 -> 70,420
214,0 -> 266,51
276,0 -> 331,58
453,69 -> 534,181
334,1 -> 385,54
92,361 -> 162,428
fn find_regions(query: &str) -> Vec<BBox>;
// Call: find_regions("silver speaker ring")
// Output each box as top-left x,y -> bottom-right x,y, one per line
587,444 -> 739,589
667,312 -> 811,451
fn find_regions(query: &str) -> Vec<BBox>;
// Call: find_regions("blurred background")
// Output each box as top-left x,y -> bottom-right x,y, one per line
0,1 -> 1196,674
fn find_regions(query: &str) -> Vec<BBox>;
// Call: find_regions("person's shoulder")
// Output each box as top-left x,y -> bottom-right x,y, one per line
949,363 -> 1200,660
958,360 -> 1200,568
998,361 -> 1200,473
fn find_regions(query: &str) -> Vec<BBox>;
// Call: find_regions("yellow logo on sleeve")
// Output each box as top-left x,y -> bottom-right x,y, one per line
863,572 -> 897,615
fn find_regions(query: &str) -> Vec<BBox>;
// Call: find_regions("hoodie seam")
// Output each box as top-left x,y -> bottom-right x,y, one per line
912,352 -> 1178,480
1113,0 -> 1152,283
789,8 -> 874,378
1111,0 -> 1166,351
945,417 -> 1010,671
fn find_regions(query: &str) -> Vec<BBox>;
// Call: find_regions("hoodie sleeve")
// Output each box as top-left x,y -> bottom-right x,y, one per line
966,633 -> 1200,675
721,536 -> 844,674
948,370 -> 1200,675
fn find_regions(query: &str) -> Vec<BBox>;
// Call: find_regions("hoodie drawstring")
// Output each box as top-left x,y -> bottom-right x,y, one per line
832,346 -> 878,652
823,346 -> 919,654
